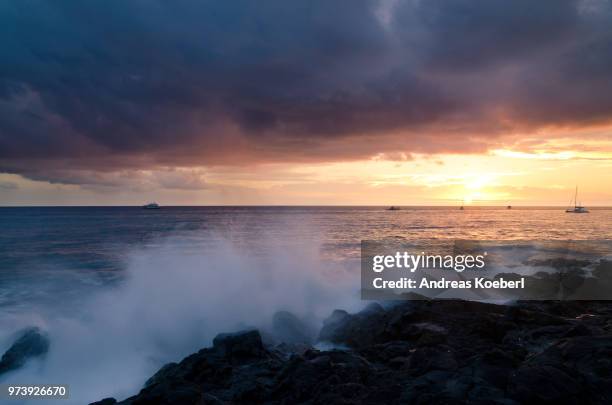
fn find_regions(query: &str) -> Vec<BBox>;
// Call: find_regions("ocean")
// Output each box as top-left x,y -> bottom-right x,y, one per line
0,206 -> 611,403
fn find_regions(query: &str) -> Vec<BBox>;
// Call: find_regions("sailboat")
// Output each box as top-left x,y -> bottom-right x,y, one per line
565,186 -> 588,213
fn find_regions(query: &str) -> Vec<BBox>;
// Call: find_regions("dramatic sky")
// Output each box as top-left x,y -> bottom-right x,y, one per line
1,0 -> 611,205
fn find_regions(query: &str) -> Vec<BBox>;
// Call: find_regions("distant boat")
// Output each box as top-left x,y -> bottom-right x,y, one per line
565,186 -> 588,213
143,202 -> 160,209
387,206 -> 401,211
507,205 -> 512,209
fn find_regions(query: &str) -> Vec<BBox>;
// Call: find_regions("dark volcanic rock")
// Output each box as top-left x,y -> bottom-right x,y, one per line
0,327 -> 49,376
269,349 -> 374,403
271,311 -> 314,344
118,330 -> 283,404
89,398 -> 117,405
317,302 -> 391,348
509,364 -> 581,404
509,335 -> 612,404
317,309 -> 350,343
97,300 -> 612,404
212,330 -> 266,359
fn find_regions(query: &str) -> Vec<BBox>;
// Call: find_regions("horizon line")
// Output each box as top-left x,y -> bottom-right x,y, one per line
2,204 -> 612,209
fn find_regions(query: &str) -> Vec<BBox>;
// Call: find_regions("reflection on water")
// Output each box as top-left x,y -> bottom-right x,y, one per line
0,206 -> 611,308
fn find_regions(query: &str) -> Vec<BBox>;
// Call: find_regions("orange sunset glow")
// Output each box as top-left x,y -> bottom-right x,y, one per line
1,0 -> 611,206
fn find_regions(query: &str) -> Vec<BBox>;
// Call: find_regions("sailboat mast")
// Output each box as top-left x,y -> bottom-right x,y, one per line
574,186 -> 578,208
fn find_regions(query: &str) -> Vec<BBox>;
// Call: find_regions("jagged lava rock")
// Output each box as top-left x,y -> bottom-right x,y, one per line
0,327 -> 49,376
271,310 -> 314,344
93,300 -> 612,404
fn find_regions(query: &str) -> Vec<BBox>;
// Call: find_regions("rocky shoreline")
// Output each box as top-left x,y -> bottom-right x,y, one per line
88,298 -> 612,404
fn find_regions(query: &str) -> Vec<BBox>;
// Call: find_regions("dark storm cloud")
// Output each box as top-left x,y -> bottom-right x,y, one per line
1,0 -> 611,182
392,0 -> 579,70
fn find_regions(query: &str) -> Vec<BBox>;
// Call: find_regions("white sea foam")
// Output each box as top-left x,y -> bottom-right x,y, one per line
0,233 -> 360,404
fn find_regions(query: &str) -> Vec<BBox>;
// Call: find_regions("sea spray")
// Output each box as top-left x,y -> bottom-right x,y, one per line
0,232 -> 360,404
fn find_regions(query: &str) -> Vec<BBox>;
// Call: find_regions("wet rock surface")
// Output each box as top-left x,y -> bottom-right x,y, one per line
0,327 -> 49,376
93,300 -> 612,404
271,310 -> 315,345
